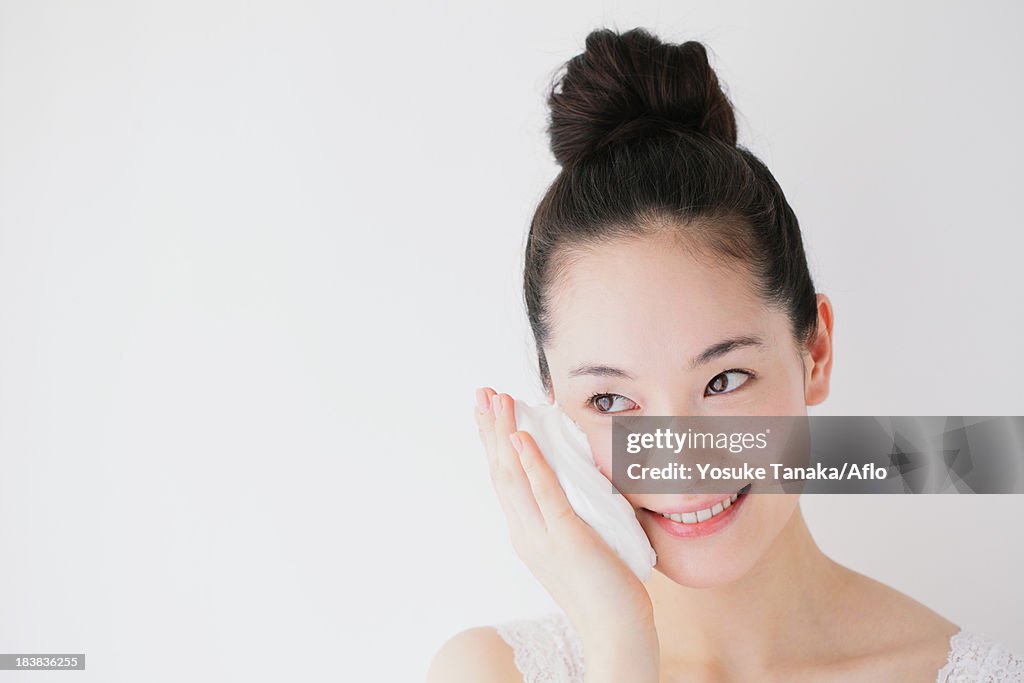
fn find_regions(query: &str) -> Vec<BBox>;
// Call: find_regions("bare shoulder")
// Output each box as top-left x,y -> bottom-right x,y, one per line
846,565 -> 959,635
426,626 -> 522,683
831,563 -> 961,679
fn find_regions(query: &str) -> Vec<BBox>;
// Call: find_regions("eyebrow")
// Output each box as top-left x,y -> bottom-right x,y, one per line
688,334 -> 765,370
567,364 -> 636,380
567,334 -> 766,380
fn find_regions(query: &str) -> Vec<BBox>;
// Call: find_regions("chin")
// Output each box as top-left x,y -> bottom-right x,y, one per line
639,495 -> 801,589
651,546 -> 762,588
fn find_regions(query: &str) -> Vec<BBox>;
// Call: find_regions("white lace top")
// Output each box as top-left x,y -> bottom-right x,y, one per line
494,612 -> 1024,682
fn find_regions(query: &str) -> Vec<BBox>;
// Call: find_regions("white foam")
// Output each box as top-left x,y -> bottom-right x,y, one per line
513,399 -> 656,581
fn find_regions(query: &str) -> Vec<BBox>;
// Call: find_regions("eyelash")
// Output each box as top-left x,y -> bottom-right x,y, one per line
705,368 -> 756,397
585,392 -> 636,414
585,369 -> 757,413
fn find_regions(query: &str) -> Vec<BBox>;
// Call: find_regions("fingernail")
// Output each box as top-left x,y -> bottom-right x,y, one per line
475,388 -> 489,414
491,394 -> 502,415
509,432 -> 523,452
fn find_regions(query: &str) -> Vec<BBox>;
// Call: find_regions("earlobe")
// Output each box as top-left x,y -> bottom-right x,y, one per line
804,293 -> 835,406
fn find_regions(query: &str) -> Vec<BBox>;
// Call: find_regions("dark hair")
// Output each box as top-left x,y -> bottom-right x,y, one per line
524,27 -> 819,393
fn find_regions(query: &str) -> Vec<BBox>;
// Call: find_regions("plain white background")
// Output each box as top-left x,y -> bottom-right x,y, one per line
0,1 -> 1022,681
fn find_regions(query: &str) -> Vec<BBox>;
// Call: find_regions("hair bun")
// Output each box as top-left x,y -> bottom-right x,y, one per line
547,27 -> 738,168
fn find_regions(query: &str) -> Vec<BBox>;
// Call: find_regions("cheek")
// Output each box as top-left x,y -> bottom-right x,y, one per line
747,493 -> 801,534
586,424 -> 614,477
722,494 -> 802,569
754,367 -> 809,416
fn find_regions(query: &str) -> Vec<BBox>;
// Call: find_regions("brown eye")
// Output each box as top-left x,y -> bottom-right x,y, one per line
705,370 -> 752,396
588,393 -> 636,414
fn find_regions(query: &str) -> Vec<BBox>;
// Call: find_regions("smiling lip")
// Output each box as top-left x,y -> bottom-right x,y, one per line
651,487 -> 745,515
642,484 -> 751,539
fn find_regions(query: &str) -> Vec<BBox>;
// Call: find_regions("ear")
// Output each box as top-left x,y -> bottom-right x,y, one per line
545,384 -> 555,405
804,293 -> 834,406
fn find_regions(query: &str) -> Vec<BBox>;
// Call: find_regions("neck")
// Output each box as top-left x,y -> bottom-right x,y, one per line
646,503 -> 848,670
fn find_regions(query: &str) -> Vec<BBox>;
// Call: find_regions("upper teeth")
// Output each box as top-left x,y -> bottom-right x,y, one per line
659,492 -> 739,524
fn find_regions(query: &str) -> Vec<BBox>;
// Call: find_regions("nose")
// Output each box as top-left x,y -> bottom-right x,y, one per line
634,397 -> 733,493
645,396 -> 702,417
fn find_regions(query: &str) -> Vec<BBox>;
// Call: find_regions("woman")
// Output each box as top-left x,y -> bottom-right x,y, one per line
428,27 -> 1022,682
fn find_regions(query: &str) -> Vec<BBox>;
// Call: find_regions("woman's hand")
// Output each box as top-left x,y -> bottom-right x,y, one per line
474,387 -> 660,683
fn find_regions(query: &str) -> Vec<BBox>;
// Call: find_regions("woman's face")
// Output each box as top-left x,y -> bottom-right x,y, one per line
543,230 -> 831,588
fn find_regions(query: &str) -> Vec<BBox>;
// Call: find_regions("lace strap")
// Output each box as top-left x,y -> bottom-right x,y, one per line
936,629 -> 1024,682
493,612 -> 585,683
495,618 -> 1023,682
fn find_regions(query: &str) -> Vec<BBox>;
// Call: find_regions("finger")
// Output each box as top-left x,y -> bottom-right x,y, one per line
473,388 -> 526,534
488,393 -> 543,529
509,430 -> 577,528
473,387 -> 498,470
490,473 -> 526,540
474,389 -> 541,534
